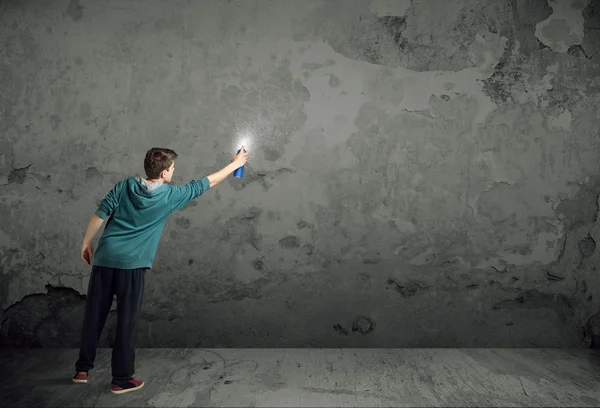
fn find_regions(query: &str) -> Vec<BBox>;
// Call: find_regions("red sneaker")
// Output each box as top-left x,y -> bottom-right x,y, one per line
72,371 -> 88,384
111,378 -> 145,395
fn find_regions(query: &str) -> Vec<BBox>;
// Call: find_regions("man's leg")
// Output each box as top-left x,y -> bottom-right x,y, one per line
111,267 -> 146,389
75,266 -> 115,374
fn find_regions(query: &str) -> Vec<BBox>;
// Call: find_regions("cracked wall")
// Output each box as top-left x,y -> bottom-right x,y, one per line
1,0 -> 599,348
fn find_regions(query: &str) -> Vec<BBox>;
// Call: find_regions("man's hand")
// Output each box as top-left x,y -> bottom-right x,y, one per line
81,242 -> 94,265
234,146 -> 248,167
80,214 -> 104,265
207,146 -> 250,188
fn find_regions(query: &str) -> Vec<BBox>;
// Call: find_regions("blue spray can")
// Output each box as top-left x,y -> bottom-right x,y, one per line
233,148 -> 245,178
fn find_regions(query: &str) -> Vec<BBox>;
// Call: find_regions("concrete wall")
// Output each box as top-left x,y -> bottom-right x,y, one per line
1,0 -> 599,348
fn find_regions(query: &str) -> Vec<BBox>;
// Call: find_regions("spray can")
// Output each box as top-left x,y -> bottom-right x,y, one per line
233,148 -> 245,178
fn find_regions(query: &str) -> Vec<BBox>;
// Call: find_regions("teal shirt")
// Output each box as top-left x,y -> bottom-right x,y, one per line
92,176 -> 210,270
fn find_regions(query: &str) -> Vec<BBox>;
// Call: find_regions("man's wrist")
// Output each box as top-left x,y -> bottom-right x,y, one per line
227,161 -> 239,173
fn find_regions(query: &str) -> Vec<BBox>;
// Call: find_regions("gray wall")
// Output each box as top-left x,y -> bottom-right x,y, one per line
1,0 -> 599,348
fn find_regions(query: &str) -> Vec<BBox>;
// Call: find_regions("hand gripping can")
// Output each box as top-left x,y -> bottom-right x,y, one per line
234,148 -> 245,178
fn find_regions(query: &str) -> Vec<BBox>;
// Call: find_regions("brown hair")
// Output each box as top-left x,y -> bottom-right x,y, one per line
144,148 -> 178,179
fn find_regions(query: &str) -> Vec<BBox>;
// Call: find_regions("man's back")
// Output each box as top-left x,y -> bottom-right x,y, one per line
93,176 -> 210,269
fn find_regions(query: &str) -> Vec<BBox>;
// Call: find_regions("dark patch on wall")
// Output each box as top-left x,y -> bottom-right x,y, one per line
252,257 -> 264,271
580,279 -> 588,295
546,271 -> 564,281
65,0 -> 83,22
49,115 -> 62,131
176,217 -> 191,230
581,0 -> 600,59
240,206 -> 261,221
380,15 -> 408,49
556,178 -> 600,232
279,236 -> 300,249
510,0 -> 554,51
579,235 -> 596,258
333,323 -> 349,336
0,271 -> 13,321
8,164 -> 31,184
492,289 -> 574,322
0,285 -> 115,347
297,220 -> 310,229
328,74 -> 341,87
85,166 -> 99,179
586,309 -> 600,347
249,225 -> 263,251
297,1 -> 506,71
303,244 -> 314,255
568,44 -> 594,59
481,0 -> 553,104
387,278 -> 429,298
480,43 -> 520,104
352,316 -> 375,334
264,146 -> 284,162
219,207 -> 263,250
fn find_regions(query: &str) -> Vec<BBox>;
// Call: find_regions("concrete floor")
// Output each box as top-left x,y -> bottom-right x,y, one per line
1,349 -> 600,407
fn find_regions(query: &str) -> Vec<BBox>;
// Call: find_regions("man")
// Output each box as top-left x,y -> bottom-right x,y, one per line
72,147 -> 248,394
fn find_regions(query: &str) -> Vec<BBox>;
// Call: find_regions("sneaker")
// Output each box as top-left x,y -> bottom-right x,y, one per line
111,378 -> 144,395
72,371 -> 88,384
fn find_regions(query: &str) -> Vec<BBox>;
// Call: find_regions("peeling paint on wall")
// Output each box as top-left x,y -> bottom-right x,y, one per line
535,0 -> 588,53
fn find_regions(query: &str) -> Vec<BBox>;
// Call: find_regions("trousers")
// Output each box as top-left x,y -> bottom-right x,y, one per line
75,265 -> 147,383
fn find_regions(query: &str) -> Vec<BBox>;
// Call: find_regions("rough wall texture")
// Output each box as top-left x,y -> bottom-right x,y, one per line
1,0 -> 599,348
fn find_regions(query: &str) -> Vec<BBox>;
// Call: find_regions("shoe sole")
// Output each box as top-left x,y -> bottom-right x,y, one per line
111,381 -> 144,395
72,378 -> 88,384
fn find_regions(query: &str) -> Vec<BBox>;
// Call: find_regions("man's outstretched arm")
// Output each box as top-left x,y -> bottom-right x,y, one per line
206,161 -> 241,188
81,213 -> 104,265
169,148 -> 249,213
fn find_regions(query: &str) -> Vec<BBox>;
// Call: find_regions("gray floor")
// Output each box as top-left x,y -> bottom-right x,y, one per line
2,348 -> 600,407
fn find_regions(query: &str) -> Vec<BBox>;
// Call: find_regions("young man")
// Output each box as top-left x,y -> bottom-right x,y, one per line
72,147 -> 248,394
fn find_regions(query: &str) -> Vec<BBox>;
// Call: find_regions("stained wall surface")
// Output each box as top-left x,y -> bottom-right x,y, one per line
1,0 -> 599,347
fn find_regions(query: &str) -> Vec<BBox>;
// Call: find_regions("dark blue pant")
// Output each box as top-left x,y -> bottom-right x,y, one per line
75,265 -> 147,383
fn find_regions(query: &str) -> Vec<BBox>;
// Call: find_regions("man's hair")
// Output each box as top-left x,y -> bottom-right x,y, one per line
144,148 -> 178,179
